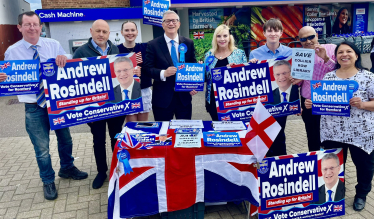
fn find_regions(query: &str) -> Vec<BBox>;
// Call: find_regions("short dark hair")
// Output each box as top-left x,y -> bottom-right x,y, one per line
263,18 -> 283,32
321,153 -> 340,167
335,41 -> 367,70
121,21 -> 137,31
18,11 -> 41,25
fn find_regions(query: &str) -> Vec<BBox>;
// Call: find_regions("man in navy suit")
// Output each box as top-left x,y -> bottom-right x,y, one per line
267,60 -> 299,157
144,10 -> 197,121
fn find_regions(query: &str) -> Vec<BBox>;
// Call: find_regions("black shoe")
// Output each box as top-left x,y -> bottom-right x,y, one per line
353,197 -> 366,211
92,172 -> 107,189
58,166 -> 88,180
43,182 -> 58,200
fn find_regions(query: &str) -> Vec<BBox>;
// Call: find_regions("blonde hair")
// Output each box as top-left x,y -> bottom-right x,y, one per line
211,24 -> 236,55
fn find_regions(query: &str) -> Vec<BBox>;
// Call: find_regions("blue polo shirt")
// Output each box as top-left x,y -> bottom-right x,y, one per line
249,43 -> 292,60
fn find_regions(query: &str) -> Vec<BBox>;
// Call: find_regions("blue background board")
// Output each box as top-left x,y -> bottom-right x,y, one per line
203,132 -> 242,147
48,97 -> 143,130
41,59 -> 115,112
212,63 -> 273,111
352,3 -> 369,33
36,8 -> 143,22
258,155 -> 319,211
0,60 -> 39,96
310,80 -> 355,117
143,0 -> 169,27
217,100 -> 301,122
175,63 -> 205,91
259,200 -> 345,219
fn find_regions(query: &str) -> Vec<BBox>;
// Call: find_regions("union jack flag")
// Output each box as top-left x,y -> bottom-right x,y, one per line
135,52 -> 143,65
131,102 -> 141,109
289,105 -> 298,111
193,32 -> 204,39
334,205 -> 343,212
313,82 -> 322,89
144,0 -> 150,4
53,116 -> 65,125
0,62 -> 11,70
207,133 -> 215,137
178,64 -> 185,70
221,115 -> 231,121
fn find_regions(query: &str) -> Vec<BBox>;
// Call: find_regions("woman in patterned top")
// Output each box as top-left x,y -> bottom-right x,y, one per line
305,41 -> 374,211
204,24 -> 247,121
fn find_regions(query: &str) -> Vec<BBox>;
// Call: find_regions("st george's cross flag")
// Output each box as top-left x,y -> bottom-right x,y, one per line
245,98 -> 281,162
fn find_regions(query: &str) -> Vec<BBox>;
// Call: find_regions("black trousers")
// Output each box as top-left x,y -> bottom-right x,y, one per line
323,140 -> 374,200
153,93 -> 192,121
205,100 -> 219,121
301,96 -> 321,152
88,115 -> 126,173
266,116 -> 287,157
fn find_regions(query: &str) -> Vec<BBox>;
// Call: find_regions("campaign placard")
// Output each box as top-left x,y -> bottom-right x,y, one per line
214,57 -> 301,122
142,0 -> 169,27
203,132 -> 242,147
42,54 -> 143,130
291,48 -> 315,80
258,149 -> 345,219
311,80 -> 358,117
175,63 -> 205,91
0,60 -> 39,96
212,63 -> 273,111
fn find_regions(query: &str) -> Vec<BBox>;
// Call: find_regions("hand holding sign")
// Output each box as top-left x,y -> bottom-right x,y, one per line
314,45 -> 329,63
350,97 -> 364,109
0,73 -> 6,82
55,55 -> 68,67
134,66 -> 141,77
165,66 -> 177,77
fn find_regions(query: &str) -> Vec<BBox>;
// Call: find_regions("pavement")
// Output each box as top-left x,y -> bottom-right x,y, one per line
0,54 -> 373,218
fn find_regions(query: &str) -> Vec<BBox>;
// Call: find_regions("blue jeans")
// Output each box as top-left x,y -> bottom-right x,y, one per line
25,103 -> 74,184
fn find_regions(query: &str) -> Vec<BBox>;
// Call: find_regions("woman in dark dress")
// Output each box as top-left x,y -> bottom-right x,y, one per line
118,21 -> 152,121
204,24 -> 247,121
331,8 -> 351,35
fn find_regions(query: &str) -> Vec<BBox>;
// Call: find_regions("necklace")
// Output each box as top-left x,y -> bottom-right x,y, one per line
124,43 -> 135,53
217,50 -> 230,60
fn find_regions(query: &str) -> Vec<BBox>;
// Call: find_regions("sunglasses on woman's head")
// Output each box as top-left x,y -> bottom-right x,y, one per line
299,35 -> 316,42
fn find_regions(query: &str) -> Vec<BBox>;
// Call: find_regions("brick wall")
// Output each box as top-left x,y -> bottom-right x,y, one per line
41,0 -> 130,9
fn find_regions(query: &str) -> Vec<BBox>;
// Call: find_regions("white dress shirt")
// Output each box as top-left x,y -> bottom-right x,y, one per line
160,33 -> 179,81
324,179 -> 339,202
120,79 -> 134,100
4,38 -> 71,103
279,84 -> 293,102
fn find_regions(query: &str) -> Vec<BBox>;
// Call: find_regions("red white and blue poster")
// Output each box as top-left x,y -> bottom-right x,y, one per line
0,60 -> 39,96
258,148 -> 345,219
41,54 -> 143,130
215,57 -> 301,122
175,63 -> 205,91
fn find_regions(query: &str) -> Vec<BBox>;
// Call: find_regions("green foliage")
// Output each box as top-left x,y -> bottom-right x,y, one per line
190,32 -> 214,62
231,23 -> 250,50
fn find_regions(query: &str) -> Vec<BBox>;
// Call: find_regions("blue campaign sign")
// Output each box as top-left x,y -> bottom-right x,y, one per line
36,8 -> 142,23
175,63 -> 205,91
203,132 -> 242,147
258,155 -> 319,212
212,63 -> 273,111
0,60 -> 40,96
217,100 -> 301,122
143,0 -> 169,27
311,80 -> 358,117
41,59 -> 115,112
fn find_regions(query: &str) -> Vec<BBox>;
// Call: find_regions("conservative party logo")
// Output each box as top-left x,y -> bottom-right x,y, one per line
42,63 -> 56,76
258,160 -> 269,174
212,69 -> 222,81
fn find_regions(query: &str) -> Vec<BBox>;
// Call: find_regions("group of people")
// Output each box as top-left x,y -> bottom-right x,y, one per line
0,9 -> 373,213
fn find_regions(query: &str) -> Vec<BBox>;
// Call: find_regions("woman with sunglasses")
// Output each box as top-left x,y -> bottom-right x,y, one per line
204,24 -> 247,121
305,41 -> 374,211
118,21 -> 152,121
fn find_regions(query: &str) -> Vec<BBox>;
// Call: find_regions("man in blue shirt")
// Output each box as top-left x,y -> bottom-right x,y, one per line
73,19 -> 122,190
249,18 -> 293,157
249,18 -> 292,62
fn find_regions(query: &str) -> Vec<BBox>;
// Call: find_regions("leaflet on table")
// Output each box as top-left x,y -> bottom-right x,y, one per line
174,128 -> 200,135
142,0 -> 169,27
212,62 -> 273,111
291,48 -> 315,80
203,132 -> 242,147
175,63 -> 205,91
311,80 -> 359,117
174,130 -> 202,148
169,120 -> 204,129
211,121 -> 246,131
41,54 -> 143,130
258,148 -> 345,219
0,60 -> 40,96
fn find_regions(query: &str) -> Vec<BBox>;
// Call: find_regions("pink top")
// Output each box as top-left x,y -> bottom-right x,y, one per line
300,44 -> 337,99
